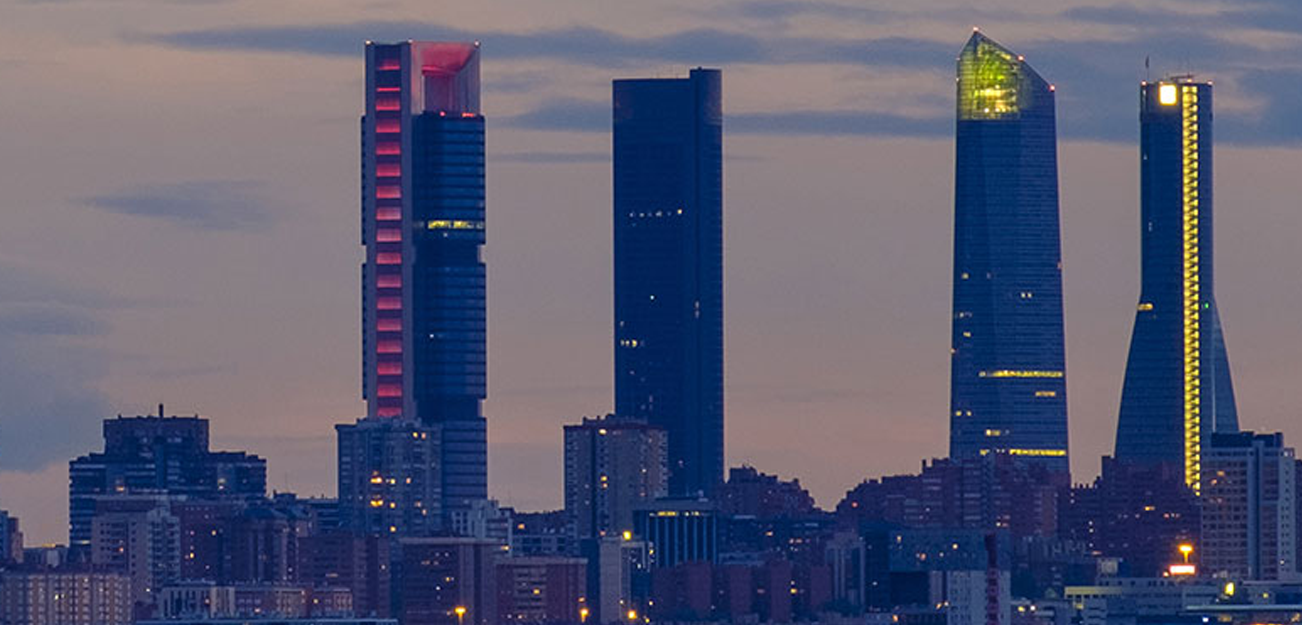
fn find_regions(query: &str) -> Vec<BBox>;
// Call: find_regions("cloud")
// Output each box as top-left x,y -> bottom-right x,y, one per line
731,111 -> 951,138
1015,32 -> 1302,145
0,306 -> 106,337
1062,2 -> 1302,35
494,150 -> 609,164
501,99 -> 952,139
0,262 -> 120,308
0,264 -> 111,471
84,180 -> 274,231
140,21 -> 951,69
141,17 -> 1302,146
501,99 -> 607,132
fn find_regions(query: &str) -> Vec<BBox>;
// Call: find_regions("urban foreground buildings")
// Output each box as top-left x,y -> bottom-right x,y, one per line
1201,432 -> 1297,581
613,68 -> 725,498
563,415 -> 668,539
348,40 -> 488,531
1116,77 -> 1239,492
948,32 -> 1069,478
67,411 -> 266,554
6,28 -> 1302,625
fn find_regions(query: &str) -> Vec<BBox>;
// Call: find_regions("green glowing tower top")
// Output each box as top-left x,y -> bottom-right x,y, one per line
957,31 -> 1050,121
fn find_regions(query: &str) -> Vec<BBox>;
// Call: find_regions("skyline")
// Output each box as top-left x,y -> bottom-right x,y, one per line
4,0 -> 1302,546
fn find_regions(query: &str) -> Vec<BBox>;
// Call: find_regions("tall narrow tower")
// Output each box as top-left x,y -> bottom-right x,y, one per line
949,32 -> 1069,477
1115,77 -> 1238,492
358,41 -> 487,524
613,68 -> 724,497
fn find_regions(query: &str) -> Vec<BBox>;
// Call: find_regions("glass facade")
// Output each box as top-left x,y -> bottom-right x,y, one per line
613,68 -> 724,497
1115,79 -> 1238,491
949,33 -> 1069,476
358,41 -> 486,527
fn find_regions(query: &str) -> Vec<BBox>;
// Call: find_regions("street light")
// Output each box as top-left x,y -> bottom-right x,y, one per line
579,606 -> 590,623
454,605 -> 467,625
1179,543 -> 1194,563
627,608 -> 638,621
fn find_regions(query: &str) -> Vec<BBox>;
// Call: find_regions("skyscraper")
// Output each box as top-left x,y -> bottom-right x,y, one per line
613,68 -> 724,497
1115,77 -> 1238,491
949,32 -> 1069,475
357,41 -> 487,523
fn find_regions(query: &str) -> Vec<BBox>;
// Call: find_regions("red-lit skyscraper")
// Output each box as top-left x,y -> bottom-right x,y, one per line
351,41 -> 487,530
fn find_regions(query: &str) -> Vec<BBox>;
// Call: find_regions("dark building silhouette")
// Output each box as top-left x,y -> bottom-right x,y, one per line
493,556 -> 587,624
613,68 -> 724,497
949,32 -> 1069,477
836,455 -> 1059,539
0,511 -> 20,566
717,466 -> 816,519
298,532 -> 392,618
1115,77 -> 1238,492
337,418 -> 441,536
1059,457 -> 1199,577
634,499 -> 718,568
396,537 -> 499,625
563,415 -> 668,540
68,412 -> 266,553
355,41 -> 487,528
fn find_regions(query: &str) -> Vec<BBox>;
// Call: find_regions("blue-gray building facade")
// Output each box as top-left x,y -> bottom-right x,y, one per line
1115,78 -> 1238,493
613,69 -> 724,498
948,33 -> 1069,476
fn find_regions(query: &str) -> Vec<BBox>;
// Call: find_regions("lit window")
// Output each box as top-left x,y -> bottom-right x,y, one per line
1159,84 -> 1177,105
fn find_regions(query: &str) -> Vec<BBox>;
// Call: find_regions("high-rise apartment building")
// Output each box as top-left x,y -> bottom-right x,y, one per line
68,412 -> 266,552
1116,77 -> 1239,492
613,68 -> 724,497
337,418 -> 441,536
564,415 -> 668,539
90,496 -> 182,607
1201,432 -> 1296,580
358,40 -> 487,522
948,32 -> 1069,476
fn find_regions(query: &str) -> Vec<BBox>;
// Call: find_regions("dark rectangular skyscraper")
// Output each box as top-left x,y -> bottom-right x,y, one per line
1115,78 -> 1238,492
357,41 -> 487,526
613,68 -> 723,498
949,32 -> 1069,476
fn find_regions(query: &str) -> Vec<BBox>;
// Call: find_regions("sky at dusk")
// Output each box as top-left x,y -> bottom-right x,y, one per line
3,0 -> 1302,545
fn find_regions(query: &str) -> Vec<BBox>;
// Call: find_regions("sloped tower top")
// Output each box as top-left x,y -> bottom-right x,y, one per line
957,31 -> 1049,121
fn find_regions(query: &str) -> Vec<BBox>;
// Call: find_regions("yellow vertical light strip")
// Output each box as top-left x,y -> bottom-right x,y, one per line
1180,85 -> 1202,493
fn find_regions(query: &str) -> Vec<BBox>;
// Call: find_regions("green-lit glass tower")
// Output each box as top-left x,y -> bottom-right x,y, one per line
949,32 -> 1069,477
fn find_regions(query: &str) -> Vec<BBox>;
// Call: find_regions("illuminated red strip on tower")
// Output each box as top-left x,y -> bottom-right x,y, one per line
370,48 -> 407,418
